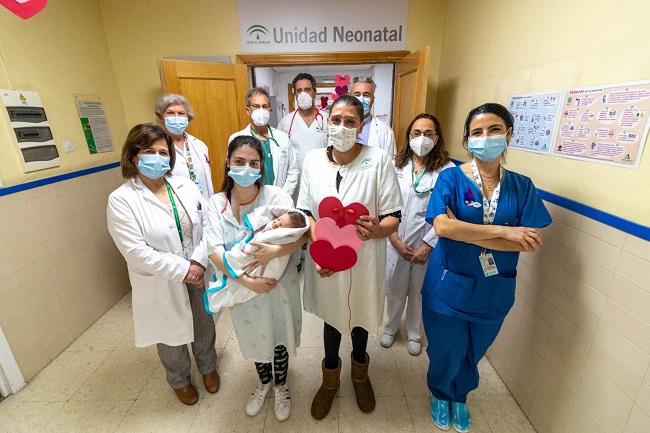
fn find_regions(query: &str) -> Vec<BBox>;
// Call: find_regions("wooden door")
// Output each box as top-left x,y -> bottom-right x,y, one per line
392,47 -> 430,152
160,60 -> 249,191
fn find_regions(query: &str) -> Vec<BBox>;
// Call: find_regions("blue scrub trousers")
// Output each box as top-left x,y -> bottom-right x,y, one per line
423,306 -> 504,403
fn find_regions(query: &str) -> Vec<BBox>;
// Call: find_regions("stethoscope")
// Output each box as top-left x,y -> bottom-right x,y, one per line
411,162 -> 433,194
287,107 -> 325,138
249,125 -> 280,148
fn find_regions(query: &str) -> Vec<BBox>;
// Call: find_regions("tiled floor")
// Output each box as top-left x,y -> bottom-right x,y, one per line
0,294 -> 537,433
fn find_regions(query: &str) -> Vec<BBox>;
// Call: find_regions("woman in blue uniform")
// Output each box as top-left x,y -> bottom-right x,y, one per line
422,103 -> 551,432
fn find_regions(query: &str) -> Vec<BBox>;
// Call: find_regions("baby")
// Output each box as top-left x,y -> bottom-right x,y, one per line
206,206 -> 308,314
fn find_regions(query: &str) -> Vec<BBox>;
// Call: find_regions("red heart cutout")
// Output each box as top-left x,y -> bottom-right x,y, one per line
314,217 -> 361,250
335,85 -> 348,96
319,196 -> 369,228
0,0 -> 47,19
320,96 -> 328,110
310,240 -> 357,272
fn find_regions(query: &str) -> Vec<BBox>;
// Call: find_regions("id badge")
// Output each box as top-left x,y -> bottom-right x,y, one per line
479,252 -> 498,277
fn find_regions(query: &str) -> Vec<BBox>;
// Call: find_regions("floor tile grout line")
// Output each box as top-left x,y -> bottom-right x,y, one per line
107,398 -> 137,433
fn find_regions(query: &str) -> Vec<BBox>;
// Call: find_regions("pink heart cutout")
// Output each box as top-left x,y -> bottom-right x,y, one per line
0,0 -> 47,19
319,196 -> 369,228
314,217 -> 361,251
309,240 -> 357,272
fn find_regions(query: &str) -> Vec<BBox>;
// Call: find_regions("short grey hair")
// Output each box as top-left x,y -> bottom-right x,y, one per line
155,94 -> 195,121
245,87 -> 270,106
352,76 -> 376,93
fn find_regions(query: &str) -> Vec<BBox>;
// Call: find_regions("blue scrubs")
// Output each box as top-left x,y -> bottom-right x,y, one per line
422,166 -> 551,403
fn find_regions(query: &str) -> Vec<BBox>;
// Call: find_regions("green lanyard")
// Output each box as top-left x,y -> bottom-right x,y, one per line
165,180 -> 183,245
411,163 -> 431,194
183,137 -> 197,184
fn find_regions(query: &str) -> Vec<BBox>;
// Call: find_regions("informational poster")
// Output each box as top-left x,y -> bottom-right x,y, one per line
553,81 -> 650,168
74,94 -> 113,154
508,91 -> 563,154
238,0 -> 407,53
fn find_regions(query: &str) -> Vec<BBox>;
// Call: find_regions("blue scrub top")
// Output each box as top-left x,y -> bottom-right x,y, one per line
422,166 -> 552,323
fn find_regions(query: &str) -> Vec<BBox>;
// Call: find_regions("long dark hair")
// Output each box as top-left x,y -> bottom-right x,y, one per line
220,135 -> 265,195
395,113 -> 449,172
462,103 -> 514,150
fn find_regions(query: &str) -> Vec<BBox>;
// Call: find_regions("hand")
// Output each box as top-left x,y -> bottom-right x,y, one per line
246,241 -> 283,270
410,243 -> 432,264
389,235 -> 415,261
184,261 -> 206,286
356,215 -> 383,240
240,274 -> 277,294
500,226 -> 543,252
315,263 -> 335,278
446,207 -> 457,219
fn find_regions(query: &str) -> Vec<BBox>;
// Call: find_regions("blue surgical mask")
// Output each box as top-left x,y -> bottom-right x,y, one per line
137,154 -> 171,179
164,116 -> 189,135
228,166 -> 261,187
468,134 -> 508,162
356,96 -> 372,116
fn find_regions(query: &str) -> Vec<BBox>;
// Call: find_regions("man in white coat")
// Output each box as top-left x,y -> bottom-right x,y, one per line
351,77 -> 396,158
229,87 -> 299,198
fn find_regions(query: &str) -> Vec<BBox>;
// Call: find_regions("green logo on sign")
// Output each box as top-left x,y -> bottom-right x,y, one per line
247,25 -> 270,41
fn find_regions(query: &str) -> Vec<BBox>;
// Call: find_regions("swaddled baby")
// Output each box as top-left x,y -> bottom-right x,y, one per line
206,206 -> 308,314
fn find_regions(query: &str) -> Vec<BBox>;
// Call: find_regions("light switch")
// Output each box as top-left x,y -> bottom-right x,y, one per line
63,139 -> 75,153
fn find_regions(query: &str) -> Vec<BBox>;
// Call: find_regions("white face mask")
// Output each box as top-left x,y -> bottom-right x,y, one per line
409,135 -> 438,157
328,124 -> 358,152
250,108 -> 270,127
297,92 -> 313,110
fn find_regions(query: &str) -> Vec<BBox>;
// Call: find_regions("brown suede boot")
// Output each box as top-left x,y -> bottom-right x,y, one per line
311,358 -> 341,420
351,353 -> 375,413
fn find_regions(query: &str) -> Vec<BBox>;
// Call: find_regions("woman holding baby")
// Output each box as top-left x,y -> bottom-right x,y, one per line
204,135 -> 306,422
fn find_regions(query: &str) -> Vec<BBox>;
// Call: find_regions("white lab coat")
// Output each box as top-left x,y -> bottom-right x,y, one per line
229,126 -> 299,197
277,109 -> 329,171
384,160 -> 455,339
204,186 -> 302,362
107,175 -> 208,348
297,146 -> 402,335
172,133 -> 214,201
366,116 -> 396,159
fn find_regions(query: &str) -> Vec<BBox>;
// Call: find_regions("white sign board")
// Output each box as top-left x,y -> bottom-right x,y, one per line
74,94 -> 114,154
508,91 -> 563,154
238,0 -> 408,53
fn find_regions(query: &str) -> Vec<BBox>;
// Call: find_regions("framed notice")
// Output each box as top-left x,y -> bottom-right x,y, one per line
74,94 -> 113,154
508,91 -> 563,154
552,81 -> 650,168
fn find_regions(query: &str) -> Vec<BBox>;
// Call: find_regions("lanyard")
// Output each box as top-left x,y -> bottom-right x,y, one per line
183,137 -> 198,184
165,180 -> 183,245
470,159 -> 502,225
288,108 -> 324,137
411,162 -> 431,194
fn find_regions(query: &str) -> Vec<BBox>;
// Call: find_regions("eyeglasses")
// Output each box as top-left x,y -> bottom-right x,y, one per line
248,104 -> 271,110
410,130 -> 437,139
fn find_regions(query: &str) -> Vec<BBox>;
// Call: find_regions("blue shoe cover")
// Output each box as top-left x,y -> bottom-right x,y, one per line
430,395 -> 450,430
451,401 -> 472,432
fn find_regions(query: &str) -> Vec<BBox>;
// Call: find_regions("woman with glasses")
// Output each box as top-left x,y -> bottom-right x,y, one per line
229,87 -> 299,198
380,114 -> 455,356
296,95 -> 402,420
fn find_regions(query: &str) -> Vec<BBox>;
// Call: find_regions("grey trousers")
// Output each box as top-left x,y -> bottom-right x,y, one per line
156,283 -> 217,389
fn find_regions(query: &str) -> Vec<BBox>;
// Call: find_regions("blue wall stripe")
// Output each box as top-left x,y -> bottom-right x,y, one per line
449,158 -> 650,242
0,162 -> 120,197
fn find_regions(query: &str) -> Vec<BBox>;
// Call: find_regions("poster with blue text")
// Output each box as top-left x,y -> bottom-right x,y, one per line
508,91 -> 563,154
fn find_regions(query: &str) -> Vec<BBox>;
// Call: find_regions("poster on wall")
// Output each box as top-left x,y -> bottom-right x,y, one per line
508,91 -> 563,154
238,0 -> 408,53
552,81 -> 650,168
74,94 -> 113,154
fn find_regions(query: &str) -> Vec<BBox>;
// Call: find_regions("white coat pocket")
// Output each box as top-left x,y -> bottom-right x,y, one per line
129,272 -> 171,306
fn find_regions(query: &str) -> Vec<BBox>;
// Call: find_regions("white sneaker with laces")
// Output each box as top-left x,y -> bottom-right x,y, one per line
273,384 -> 291,421
245,381 -> 272,416
380,332 -> 395,348
407,339 -> 422,356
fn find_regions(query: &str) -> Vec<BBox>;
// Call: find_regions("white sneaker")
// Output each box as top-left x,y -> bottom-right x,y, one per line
380,331 -> 395,348
273,384 -> 291,421
407,339 -> 422,356
245,381 -> 272,416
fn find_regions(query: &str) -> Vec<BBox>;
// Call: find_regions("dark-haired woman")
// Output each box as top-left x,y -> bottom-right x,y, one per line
107,124 -> 219,406
422,103 -> 551,432
204,135 -> 305,422
380,114 -> 455,357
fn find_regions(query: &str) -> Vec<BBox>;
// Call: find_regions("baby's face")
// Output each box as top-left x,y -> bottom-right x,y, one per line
270,213 -> 294,230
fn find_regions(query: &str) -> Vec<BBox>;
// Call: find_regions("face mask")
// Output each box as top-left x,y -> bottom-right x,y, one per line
468,134 -> 508,162
356,96 -> 372,116
297,92 -> 313,110
137,154 -> 170,179
164,116 -> 189,135
328,124 -> 358,153
250,108 -> 270,127
228,166 -> 261,188
409,135 -> 438,157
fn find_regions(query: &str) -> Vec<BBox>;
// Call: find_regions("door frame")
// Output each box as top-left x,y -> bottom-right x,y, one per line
235,51 -> 410,66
